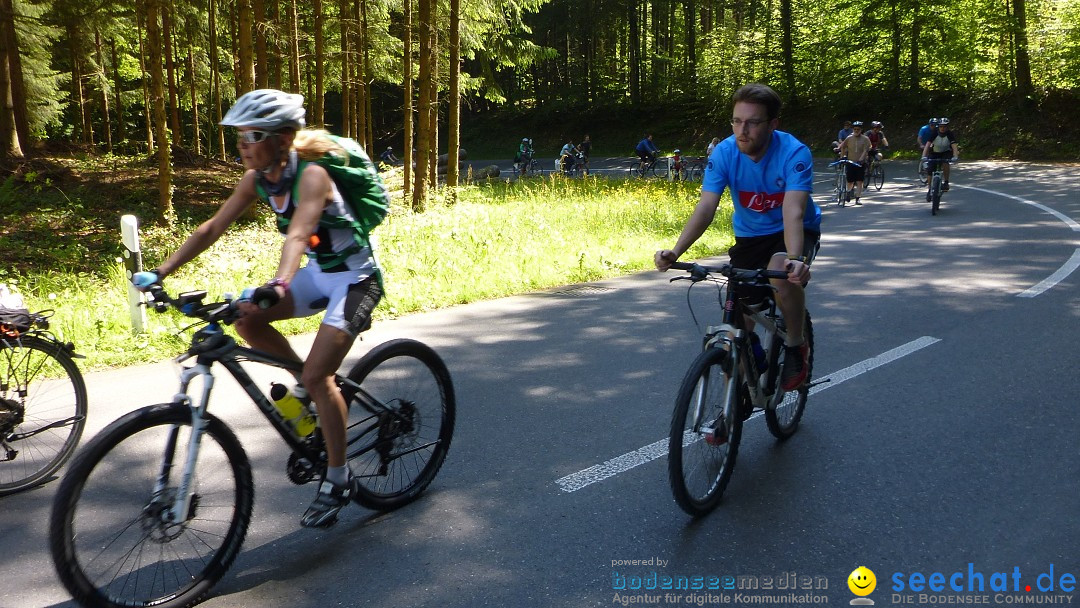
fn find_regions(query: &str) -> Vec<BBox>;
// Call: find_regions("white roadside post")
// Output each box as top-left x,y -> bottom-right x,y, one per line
120,215 -> 146,333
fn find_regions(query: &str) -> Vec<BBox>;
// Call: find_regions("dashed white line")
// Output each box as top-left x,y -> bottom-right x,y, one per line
555,336 -> 942,493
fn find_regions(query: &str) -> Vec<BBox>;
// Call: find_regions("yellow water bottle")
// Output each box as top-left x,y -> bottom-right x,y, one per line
269,383 -> 316,437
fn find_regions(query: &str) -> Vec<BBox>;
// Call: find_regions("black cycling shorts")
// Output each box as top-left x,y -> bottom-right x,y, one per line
728,229 -> 820,303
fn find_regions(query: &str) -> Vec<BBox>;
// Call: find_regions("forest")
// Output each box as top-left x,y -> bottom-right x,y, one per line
0,0 -> 1077,215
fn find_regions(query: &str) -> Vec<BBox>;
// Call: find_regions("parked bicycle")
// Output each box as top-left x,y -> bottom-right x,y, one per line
684,157 -> 706,182
50,284 -> 455,608
827,157 -> 863,207
0,308 -> 86,496
666,261 -> 817,517
924,157 -> 957,215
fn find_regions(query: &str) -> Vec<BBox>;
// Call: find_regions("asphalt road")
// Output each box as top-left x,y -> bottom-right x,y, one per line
3,159 -> 1078,608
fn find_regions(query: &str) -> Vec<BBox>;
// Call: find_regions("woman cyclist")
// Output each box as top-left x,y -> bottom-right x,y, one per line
133,89 -> 387,529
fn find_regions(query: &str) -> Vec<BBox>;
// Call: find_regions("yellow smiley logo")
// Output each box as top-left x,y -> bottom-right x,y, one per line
848,566 -> 877,596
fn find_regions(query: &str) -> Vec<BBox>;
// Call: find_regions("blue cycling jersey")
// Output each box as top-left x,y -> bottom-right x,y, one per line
703,131 -> 822,238
917,125 -> 934,146
636,138 -> 658,155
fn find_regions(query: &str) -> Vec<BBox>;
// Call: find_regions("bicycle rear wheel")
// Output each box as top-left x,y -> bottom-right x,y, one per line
0,334 -> 87,496
931,175 -> 942,215
689,164 -> 704,182
344,338 -> 455,512
668,347 -> 742,517
765,312 -> 813,440
50,403 -> 253,608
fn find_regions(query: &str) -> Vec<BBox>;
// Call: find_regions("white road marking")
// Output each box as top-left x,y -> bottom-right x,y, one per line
954,184 -> 1080,297
555,336 -> 942,493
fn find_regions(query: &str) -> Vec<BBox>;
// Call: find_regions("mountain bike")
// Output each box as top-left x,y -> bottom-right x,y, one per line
666,261 -> 816,517
513,156 -> 541,178
866,149 -> 886,191
558,151 -> 588,177
685,157 -> 706,182
50,284 -> 455,608
827,158 -> 862,207
630,156 -> 663,178
924,157 -> 956,215
1,308 -> 86,496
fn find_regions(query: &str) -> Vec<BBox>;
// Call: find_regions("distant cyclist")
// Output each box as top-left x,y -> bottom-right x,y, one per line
832,120 -> 853,155
917,117 -> 939,149
578,135 -> 592,174
866,121 -> 889,162
379,146 -> 399,166
635,134 -> 659,169
837,121 -> 871,205
515,137 -> 534,175
922,117 -> 959,194
559,139 -> 579,174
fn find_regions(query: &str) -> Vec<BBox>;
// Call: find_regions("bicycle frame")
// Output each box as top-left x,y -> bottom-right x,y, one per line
152,320 -> 401,526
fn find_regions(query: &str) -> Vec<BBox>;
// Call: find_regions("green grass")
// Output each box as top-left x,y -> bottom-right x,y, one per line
3,170 -> 732,371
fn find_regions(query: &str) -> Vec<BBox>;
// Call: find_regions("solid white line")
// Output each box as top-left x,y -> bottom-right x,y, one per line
1017,248 -> 1080,298
953,184 -> 1080,296
554,336 -> 942,493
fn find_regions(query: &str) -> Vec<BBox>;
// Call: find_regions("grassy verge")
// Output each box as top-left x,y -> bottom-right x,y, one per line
3,170 -> 732,371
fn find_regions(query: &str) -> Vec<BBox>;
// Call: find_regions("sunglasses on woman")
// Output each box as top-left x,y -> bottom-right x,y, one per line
237,130 -> 275,144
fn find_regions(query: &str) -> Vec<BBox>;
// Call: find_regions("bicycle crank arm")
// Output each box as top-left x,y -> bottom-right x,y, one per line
806,378 -> 831,389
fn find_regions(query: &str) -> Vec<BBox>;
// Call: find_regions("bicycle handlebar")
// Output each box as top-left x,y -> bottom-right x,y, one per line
145,283 -> 279,325
668,261 -> 789,283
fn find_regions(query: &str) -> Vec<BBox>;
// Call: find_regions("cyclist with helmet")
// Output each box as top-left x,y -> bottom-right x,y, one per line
916,117 -> 939,180
832,120 -> 854,155
867,121 -> 889,163
669,148 -> 685,180
837,120 -> 871,205
656,83 -> 820,392
132,89 -> 387,529
515,137 -> 534,176
379,146 -> 399,166
922,117 -> 959,194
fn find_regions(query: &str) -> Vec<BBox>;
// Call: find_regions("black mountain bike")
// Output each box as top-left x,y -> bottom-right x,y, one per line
925,157 -> 956,215
0,309 -> 86,496
666,261 -> 816,516
50,284 -> 455,608
630,156 -> 663,178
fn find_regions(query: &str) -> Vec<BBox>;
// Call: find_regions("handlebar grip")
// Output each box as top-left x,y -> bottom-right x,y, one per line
252,285 -> 280,310
668,261 -> 695,271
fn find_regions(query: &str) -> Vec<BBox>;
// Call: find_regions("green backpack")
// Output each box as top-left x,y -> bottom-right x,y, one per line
255,134 -> 390,271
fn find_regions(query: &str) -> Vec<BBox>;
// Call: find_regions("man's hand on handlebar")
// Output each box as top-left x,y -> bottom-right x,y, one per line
655,249 -> 678,271
785,259 -> 811,285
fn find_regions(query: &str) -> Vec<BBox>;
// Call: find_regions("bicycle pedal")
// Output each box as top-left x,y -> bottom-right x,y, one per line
806,378 -> 831,389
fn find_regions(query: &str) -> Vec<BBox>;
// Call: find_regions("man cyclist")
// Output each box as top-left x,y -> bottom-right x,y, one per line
635,134 -> 659,171
866,121 -> 889,163
379,146 -> 399,166
916,117 -> 938,180
578,135 -> 592,175
132,89 -> 387,528
832,120 -> 853,155
559,139 -> 579,174
837,121 -> 871,205
922,117 -> 959,196
655,83 -> 820,392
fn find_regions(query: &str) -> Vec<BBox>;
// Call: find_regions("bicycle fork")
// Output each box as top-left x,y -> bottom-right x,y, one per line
695,328 -> 740,444
153,363 -> 215,526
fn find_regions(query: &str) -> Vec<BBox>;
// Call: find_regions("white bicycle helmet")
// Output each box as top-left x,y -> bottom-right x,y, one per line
221,89 -> 306,131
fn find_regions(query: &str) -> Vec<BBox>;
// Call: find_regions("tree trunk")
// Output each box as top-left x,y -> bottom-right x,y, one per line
360,0 -> 372,150
888,0 -> 902,92
0,0 -> 26,152
238,0 -> 255,92
137,3 -> 154,153
288,0 -> 300,93
254,0 -> 268,88
780,0 -> 795,100
210,0 -> 225,158
339,0 -> 351,138
1011,0 -> 1033,100
413,0 -> 432,211
163,2 -> 182,147
402,0 -> 412,198
909,12 -> 920,92
110,37 -> 125,144
187,29 -> 201,156
94,28 -> 113,153
146,0 -> 174,221
628,0 -> 640,107
447,0 -> 459,194
0,0 -> 19,158
427,23 -> 437,189
314,0 -> 324,127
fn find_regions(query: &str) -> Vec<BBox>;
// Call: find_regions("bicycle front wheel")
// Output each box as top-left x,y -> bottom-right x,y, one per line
344,338 -> 455,512
765,312 -> 814,439
689,164 -> 704,182
872,164 -> 885,190
668,347 -> 743,517
50,403 -> 253,608
931,175 -> 942,215
0,334 -> 87,496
